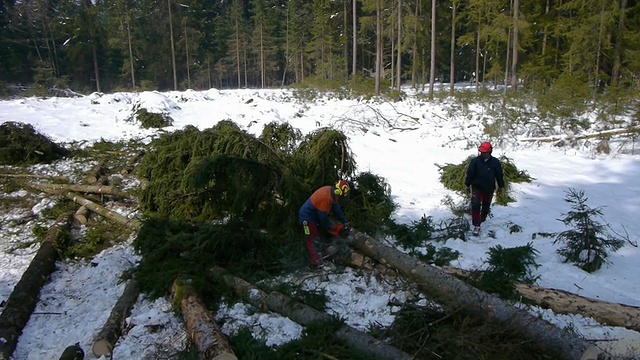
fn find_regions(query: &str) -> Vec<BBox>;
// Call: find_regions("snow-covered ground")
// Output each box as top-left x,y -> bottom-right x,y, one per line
0,87 -> 639,359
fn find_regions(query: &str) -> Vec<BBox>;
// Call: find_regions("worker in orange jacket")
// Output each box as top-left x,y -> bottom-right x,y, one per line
299,180 -> 351,266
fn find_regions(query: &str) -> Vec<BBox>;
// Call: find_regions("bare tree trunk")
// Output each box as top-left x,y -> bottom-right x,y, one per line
86,158 -> 106,184
92,279 -> 140,357
449,0 -> 457,96
374,0 -> 382,95
0,213 -> 73,359
168,0 -> 178,91
184,20 -> 191,89
511,0 -> 519,91
352,0 -> 357,78
349,231 -> 599,360
28,185 -> 141,229
593,2 -> 606,103
208,266 -> 413,360
30,183 -> 121,197
396,0 -> 402,91
171,280 -> 237,360
475,30 -> 481,90
126,16 -> 136,88
428,0 -> 436,99
0,173 -> 68,182
612,0 -> 628,86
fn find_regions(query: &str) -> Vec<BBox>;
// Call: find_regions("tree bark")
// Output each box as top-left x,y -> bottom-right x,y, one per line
0,212 -> 73,359
120,150 -> 146,175
92,279 -> 140,357
86,159 -> 106,184
208,266 -> 412,360
350,231 -> 598,360
27,185 -> 141,230
74,205 -> 89,225
519,126 -> 640,143
171,279 -> 237,360
29,183 -> 121,197
441,265 -> 640,332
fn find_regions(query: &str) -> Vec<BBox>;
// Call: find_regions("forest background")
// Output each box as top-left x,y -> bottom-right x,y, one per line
0,0 -> 639,105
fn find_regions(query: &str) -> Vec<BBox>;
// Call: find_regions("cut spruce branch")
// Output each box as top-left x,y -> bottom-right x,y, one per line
208,266 -> 413,360
92,279 -> 140,358
30,183 -> 121,196
171,279 -> 237,360
519,126 -> 640,143
441,265 -> 640,333
27,184 -> 141,230
0,212 -> 74,359
349,231 -> 599,360
86,158 -> 106,184
0,173 -> 69,182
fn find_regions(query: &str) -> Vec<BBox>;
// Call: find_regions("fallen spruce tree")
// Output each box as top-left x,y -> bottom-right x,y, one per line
348,230 -> 600,360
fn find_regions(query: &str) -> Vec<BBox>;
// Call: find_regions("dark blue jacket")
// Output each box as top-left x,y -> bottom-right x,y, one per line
465,156 -> 505,193
298,186 -> 347,231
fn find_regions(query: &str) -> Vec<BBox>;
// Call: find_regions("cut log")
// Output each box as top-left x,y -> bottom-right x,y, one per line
171,279 -> 237,360
208,266 -> 413,360
30,183 -> 121,197
441,265 -> 640,333
0,212 -> 74,359
0,173 -> 69,182
86,159 -> 106,184
92,279 -> 140,357
27,185 -> 141,230
350,231 -> 599,360
74,205 -> 89,225
519,126 -> 640,143
120,150 -> 145,175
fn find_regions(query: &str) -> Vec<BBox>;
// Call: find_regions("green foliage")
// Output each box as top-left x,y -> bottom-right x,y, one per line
388,215 -> 435,250
378,304 -> 560,360
417,243 -> 460,266
535,73 -> 591,119
66,220 -> 130,259
0,122 -> 69,165
345,172 -> 397,235
554,188 -> 624,273
437,155 -> 533,205
474,242 -> 540,300
133,217 -> 307,299
134,108 -> 173,129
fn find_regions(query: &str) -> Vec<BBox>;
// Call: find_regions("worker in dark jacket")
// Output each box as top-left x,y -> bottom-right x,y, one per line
465,142 -> 505,236
299,180 -> 350,266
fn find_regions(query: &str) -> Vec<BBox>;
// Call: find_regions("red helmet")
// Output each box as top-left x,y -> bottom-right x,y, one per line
478,142 -> 492,153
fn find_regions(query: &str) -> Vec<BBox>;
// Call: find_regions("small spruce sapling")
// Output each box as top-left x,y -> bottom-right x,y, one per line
554,188 -> 624,273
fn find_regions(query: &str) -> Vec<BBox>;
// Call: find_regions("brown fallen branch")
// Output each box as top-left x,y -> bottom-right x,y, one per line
0,173 -> 69,182
208,266 -> 413,360
350,231 -> 599,360
86,159 -> 106,184
121,150 -> 146,175
171,279 -> 237,360
27,184 -> 141,230
519,126 -> 640,143
0,212 -> 74,359
30,183 -> 121,197
92,279 -> 140,357
441,265 -> 640,333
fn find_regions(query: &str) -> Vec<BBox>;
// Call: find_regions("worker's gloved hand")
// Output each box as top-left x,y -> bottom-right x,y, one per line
496,187 -> 504,195
339,224 -> 351,239
329,224 -> 344,237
